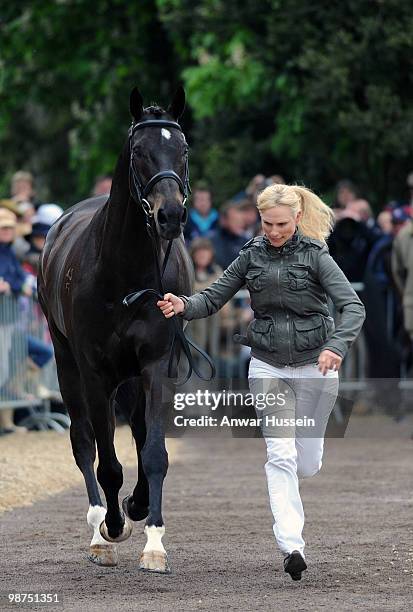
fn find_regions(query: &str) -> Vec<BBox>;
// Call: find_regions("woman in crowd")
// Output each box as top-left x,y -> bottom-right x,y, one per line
157,183 -> 365,581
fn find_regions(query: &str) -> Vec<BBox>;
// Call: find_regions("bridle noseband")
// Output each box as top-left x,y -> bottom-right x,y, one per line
128,119 -> 191,219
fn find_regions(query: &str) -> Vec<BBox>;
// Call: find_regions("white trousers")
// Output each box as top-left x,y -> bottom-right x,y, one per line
248,356 -> 339,558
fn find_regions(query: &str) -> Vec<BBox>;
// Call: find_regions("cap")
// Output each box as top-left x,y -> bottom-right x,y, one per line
0,208 -> 17,229
0,199 -> 19,215
392,206 -> 412,224
31,204 -> 64,227
30,222 -> 52,237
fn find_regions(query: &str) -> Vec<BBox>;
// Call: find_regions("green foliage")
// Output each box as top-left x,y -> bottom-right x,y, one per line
0,0 -> 412,208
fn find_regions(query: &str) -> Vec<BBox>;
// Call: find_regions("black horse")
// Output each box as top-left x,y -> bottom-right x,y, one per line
38,87 -> 193,572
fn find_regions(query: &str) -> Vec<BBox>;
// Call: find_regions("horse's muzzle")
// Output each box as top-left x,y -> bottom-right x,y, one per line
157,205 -> 187,239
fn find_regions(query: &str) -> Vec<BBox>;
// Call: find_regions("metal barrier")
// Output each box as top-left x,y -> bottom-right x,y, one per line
0,294 -> 70,431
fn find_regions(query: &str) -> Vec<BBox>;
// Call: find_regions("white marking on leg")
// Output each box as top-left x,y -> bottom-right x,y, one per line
161,128 -> 171,140
143,525 -> 166,554
87,505 -> 109,546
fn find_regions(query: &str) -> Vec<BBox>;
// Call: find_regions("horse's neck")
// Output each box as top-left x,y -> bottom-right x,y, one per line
96,145 -> 158,280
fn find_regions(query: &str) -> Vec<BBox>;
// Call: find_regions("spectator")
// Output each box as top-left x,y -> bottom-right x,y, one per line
347,198 -> 382,237
0,208 -> 32,435
392,213 -> 413,344
210,201 -> 248,269
188,238 -> 223,359
23,204 -> 64,277
328,214 -> 378,283
233,174 -> 266,204
268,174 -> 285,185
334,179 -> 359,210
237,198 -> 260,239
92,175 -> 112,197
361,207 -> 412,417
183,184 -> 219,244
10,170 -> 40,209
377,209 -> 393,235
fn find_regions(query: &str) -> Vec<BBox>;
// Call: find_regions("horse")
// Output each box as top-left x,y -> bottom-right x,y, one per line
38,86 -> 194,573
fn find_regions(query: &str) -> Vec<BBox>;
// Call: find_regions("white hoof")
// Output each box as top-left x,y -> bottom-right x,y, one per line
99,515 -> 133,543
139,525 -> 170,573
139,550 -> 171,573
88,544 -> 118,567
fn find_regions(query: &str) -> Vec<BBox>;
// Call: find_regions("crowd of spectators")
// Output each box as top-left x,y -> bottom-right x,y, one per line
183,173 -> 413,414
2,167 -> 413,432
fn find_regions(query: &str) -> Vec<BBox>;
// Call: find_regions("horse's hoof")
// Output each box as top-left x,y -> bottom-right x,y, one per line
88,544 -> 118,567
122,495 -> 149,521
139,551 -> 171,574
99,515 -> 133,543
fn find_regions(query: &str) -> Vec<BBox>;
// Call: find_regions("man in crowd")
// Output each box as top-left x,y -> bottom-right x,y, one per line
184,184 -> 219,244
210,200 -> 248,269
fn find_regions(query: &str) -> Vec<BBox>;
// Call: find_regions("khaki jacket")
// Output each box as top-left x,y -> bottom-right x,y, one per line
180,231 -> 365,368
392,221 -> 413,336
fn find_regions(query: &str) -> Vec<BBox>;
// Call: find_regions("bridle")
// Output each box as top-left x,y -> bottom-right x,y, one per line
128,118 -> 191,221
123,117 -> 215,385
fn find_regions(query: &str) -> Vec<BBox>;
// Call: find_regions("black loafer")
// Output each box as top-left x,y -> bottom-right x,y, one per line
283,550 -> 307,581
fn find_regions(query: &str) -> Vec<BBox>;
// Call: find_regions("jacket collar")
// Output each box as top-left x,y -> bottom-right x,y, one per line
263,228 -> 302,255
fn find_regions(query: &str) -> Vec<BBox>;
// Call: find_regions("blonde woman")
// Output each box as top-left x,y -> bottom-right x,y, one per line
157,184 -> 365,581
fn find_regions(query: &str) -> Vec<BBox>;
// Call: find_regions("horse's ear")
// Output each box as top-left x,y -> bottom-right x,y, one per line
130,87 -> 144,121
168,85 -> 186,121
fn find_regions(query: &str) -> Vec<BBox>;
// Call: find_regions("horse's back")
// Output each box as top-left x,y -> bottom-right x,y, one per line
39,195 -> 108,335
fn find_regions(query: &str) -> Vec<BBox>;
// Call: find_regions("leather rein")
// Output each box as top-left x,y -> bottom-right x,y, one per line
122,118 -> 215,384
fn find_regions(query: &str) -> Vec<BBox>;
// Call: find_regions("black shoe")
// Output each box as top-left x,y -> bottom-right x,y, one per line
283,550 -> 307,581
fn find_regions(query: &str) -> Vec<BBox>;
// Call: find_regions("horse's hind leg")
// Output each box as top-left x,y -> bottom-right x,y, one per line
52,331 -> 118,566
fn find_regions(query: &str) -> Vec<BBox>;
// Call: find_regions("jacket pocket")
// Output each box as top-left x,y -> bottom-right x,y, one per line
287,264 -> 309,290
293,314 -> 326,351
245,268 -> 264,292
247,318 -> 276,352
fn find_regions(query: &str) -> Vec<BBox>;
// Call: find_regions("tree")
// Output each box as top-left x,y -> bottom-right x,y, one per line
158,0 -> 413,206
0,0 -> 180,203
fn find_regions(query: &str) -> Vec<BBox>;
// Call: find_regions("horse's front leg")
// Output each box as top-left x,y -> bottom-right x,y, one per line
138,363 -> 170,573
83,371 -> 133,544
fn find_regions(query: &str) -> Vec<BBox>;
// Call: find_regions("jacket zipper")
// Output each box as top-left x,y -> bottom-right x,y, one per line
277,260 -> 293,364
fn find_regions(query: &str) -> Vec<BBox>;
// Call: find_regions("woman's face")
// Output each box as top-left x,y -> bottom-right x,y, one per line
260,205 -> 301,247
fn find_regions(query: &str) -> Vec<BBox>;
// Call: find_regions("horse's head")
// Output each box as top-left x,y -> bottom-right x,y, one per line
129,87 -> 189,240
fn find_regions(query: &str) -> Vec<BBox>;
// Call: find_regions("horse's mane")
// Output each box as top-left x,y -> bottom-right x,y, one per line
144,105 -> 166,117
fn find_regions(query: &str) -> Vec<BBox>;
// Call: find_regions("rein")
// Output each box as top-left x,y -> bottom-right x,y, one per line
122,118 -> 215,385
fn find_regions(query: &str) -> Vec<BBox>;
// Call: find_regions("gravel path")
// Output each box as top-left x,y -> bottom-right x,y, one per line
0,417 -> 412,611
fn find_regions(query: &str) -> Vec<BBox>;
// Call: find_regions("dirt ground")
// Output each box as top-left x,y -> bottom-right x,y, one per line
0,416 -> 412,611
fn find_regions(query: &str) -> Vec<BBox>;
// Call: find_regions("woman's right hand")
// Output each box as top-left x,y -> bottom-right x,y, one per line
156,293 -> 185,318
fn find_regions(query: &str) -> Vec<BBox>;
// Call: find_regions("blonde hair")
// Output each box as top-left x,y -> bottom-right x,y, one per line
256,183 -> 335,242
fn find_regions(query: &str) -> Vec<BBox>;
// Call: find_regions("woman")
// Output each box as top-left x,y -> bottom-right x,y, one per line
157,184 -> 365,581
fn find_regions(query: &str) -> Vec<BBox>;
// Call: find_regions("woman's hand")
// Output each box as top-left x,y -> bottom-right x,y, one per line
317,349 -> 342,375
156,293 -> 185,318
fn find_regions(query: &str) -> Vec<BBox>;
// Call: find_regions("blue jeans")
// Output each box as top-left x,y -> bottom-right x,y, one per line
27,335 -> 54,368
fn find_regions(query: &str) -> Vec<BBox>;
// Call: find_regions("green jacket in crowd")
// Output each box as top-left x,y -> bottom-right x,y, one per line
180,231 -> 366,368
